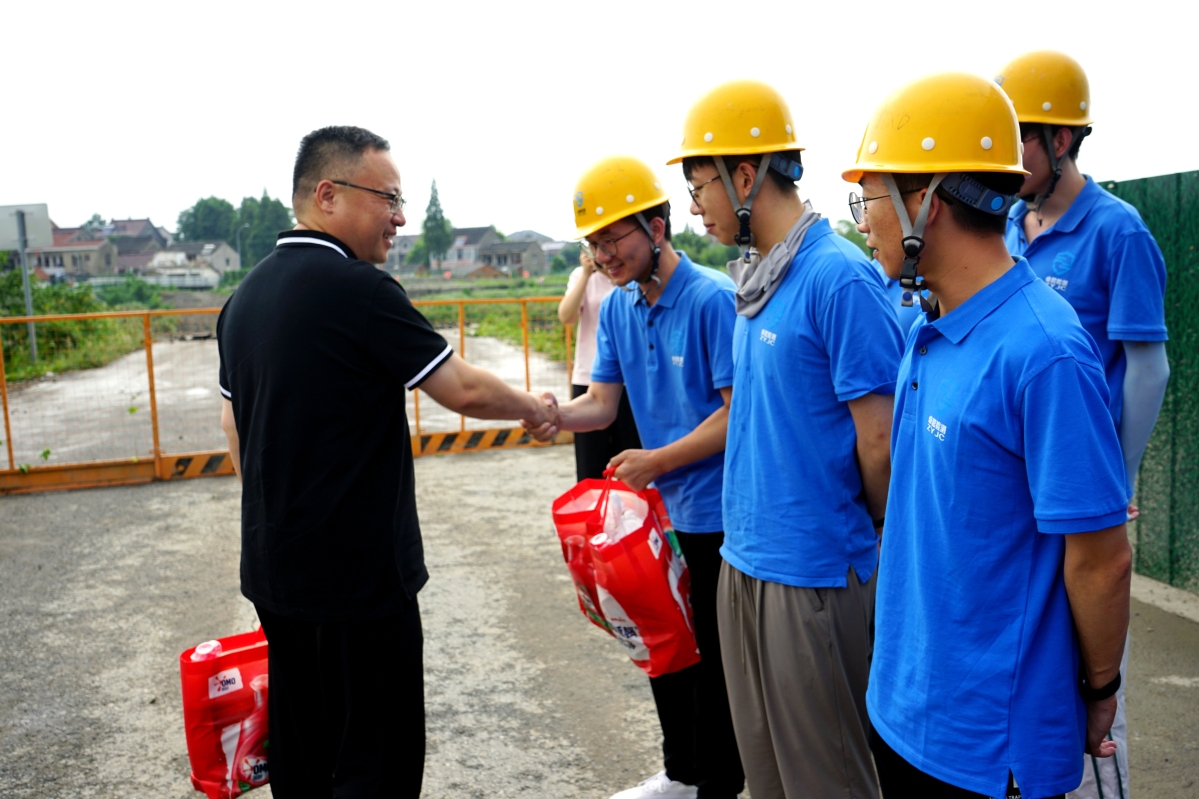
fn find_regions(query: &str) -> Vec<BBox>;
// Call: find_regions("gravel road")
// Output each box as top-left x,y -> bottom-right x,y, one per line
1,446 -> 1197,797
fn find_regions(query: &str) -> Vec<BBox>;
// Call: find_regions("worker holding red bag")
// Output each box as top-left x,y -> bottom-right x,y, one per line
529,156 -> 742,799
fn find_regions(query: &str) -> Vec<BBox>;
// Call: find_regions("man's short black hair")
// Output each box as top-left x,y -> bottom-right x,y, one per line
292,126 -> 390,204
893,171 -> 1025,236
638,201 -> 672,242
1020,122 -> 1087,161
681,153 -> 799,195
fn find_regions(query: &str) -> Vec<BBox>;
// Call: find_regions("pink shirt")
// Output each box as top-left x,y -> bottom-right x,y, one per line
568,266 -> 616,385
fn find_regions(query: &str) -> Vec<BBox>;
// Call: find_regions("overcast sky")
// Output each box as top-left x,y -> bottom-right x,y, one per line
5,0 -> 1194,247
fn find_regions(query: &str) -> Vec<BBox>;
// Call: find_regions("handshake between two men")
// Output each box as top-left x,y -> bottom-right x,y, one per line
522,381 -> 733,493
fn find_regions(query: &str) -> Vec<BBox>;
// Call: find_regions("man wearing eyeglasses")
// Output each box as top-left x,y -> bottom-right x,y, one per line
217,125 -> 560,799
528,155 -> 742,799
669,81 -> 901,799
997,51 -> 1170,799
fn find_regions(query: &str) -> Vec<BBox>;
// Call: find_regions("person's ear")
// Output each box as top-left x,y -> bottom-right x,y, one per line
313,180 -> 338,213
1053,127 -> 1073,160
735,161 -> 757,204
649,216 -> 666,246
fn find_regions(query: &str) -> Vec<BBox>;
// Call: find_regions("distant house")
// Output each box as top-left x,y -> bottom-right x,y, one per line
506,230 -> 553,243
438,227 -> 503,276
479,239 -> 548,276
106,218 -> 170,249
28,228 -> 118,278
382,234 -> 421,273
112,236 -> 163,273
466,264 -> 506,279
162,241 -> 240,274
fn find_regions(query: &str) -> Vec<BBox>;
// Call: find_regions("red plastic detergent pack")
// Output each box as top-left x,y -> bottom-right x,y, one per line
179,629 -> 270,798
552,475 -> 700,677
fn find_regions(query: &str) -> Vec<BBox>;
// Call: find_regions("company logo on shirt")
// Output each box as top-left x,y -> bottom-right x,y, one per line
926,415 -> 947,441
671,355 -> 685,367
759,329 -> 777,346
1045,276 -> 1070,292
1052,251 -> 1075,275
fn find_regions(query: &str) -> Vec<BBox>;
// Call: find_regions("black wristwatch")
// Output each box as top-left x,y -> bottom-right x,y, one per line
1079,668 -> 1121,702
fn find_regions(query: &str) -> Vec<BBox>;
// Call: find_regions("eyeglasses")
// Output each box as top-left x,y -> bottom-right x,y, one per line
687,174 -> 721,205
585,225 -> 641,259
330,180 -> 406,213
847,189 -> 920,225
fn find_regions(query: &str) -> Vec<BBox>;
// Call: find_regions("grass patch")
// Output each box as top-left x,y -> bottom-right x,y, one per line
1,272 -> 175,383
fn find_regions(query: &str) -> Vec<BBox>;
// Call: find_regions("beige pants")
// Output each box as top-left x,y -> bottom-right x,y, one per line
717,561 -> 879,799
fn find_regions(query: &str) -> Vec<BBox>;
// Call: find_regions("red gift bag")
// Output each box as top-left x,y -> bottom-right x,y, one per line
552,475 -> 701,677
180,629 -> 270,799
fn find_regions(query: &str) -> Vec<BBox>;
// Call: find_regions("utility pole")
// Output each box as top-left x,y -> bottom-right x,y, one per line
234,223 -> 250,270
15,210 -> 37,363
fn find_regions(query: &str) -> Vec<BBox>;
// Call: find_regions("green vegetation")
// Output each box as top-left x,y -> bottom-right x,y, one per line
0,271 -> 173,382
550,254 -> 569,273
834,219 -> 871,256
409,276 -> 570,363
421,181 -> 453,265
673,226 -> 740,270
176,191 -> 294,271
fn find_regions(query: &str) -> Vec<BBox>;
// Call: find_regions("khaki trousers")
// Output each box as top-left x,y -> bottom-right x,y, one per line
716,561 -> 879,799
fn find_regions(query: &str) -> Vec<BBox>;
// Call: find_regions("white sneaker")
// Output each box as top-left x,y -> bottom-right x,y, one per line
609,771 -> 698,799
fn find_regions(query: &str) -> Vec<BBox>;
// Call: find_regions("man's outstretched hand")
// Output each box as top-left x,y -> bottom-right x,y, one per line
522,392 -> 560,442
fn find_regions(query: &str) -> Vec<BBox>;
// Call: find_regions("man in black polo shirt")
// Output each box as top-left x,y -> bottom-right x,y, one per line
217,125 -> 559,798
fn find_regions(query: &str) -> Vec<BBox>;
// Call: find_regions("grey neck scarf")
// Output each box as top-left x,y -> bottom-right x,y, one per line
726,202 -> 821,318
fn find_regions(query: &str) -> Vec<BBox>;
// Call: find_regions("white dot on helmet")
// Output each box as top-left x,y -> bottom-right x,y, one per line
1042,101 -> 1052,111
981,137 -> 993,150
750,127 -> 760,138
626,195 -> 635,203
704,132 -> 714,143
922,137 -> 935,151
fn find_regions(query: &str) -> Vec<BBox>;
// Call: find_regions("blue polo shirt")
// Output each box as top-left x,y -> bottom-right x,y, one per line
591,253 -> 736,533
870,261 -> 1129,799
722,219 -> 903,587
1005,177 -> 1168,431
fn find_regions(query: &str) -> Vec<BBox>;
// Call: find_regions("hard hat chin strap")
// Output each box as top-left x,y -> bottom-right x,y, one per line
1030,124 -> 1089,223
883,172 -> 946,307
715,156 -> 773,248
632,210 -> 663,288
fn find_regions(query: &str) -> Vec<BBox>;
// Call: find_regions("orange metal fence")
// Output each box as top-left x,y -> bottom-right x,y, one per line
0,297 -> 573,495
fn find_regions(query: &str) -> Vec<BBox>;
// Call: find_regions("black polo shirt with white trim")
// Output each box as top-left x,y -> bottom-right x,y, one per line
217,229 -> 451,622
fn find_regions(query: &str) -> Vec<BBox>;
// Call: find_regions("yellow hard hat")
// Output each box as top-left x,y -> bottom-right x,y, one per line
572,156 -> 669,240
667,79 -> 803,165
843,72 -> 1026,183
995,51 -> 1092,127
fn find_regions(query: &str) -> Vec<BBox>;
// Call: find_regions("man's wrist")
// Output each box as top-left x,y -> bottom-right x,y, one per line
1080,667 -> 1122,702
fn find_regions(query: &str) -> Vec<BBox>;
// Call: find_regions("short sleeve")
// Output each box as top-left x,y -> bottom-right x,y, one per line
590,293 -> 623,384
1107,231 -> 1169,342
702,289 -> 736,389
366,277 -> 452,389
819,273 -> 903,401
566,265 -> 583,293
216,302 -> 232,399
1023,356 -> 1130,533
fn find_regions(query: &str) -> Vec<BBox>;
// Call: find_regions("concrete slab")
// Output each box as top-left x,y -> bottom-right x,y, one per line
1,446 -> 1196,796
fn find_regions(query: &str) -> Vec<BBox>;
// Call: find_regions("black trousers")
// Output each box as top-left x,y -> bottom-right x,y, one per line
871,728 -> 1062,799
256,600 -> 425,799
648,531 -> 745,799
571,383 -> 642,481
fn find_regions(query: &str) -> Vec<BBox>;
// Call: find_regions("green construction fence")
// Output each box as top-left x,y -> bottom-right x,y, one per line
1106,170 -> 1199,593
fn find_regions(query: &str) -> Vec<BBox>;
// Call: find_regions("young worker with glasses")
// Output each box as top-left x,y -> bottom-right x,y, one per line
996,53 -> 1170,798
672,80 -> 902,799
847,73 -> 1132,798
528,156 -> 744,799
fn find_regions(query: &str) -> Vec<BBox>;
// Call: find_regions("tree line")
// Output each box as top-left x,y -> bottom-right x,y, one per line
176,192 -> 294,270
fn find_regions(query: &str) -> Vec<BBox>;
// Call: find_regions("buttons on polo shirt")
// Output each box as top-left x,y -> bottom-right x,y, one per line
648,321 -> 654,327
649,343 -> 655,349
919,346 -> 928,355
911,380 -> 919,389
